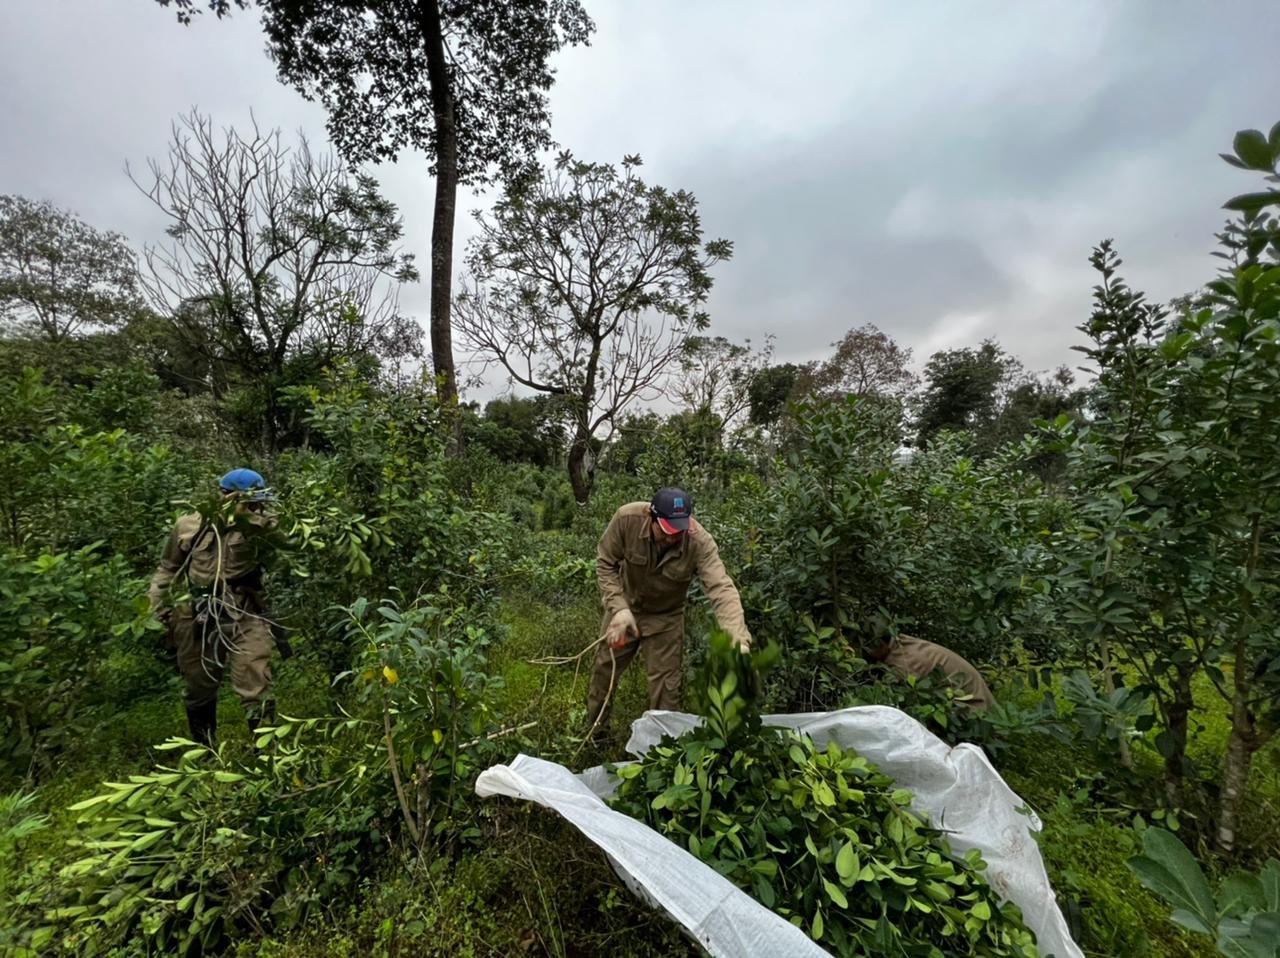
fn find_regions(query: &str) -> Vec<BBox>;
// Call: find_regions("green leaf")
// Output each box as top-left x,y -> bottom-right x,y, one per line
823,878 -> 849,909
835,841 -> 857,881
1234,129 -> 1274,170
1216,915 -> 1279,958
752,859 -> 778,878
1223,192 -> 1280,214
754,874 -> 776,908
1128,828 -> 1218,934
811,908 -> 824,940
1219,873 -> 1266,916
1260,860 -> 1280,911
68,794 -> 112,812
128,830 -> 168,853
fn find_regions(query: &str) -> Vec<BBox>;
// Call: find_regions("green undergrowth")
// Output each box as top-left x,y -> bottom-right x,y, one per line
233,811 -> 695,958
233,593 -> 699,958
999,734 -> 1216,957
493,592 -> 651,763
995,676 -> 1280,958
6,590 -> 1279,957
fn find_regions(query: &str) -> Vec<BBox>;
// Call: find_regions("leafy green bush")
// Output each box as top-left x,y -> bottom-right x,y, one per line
270,373 -> 518,666
46,720 -> 388,956
1048,125 -> 1280,844
33,590 -> 506,956
0,544 -> 157,780
0,367 -> 207,563
611,633 -> 1040,956
840,662 -> 1070,758
335,593 -> 504,845
734,396 -> 1057,713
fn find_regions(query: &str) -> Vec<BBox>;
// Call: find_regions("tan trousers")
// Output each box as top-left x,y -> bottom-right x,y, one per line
585,616 -> 684,728
172,605 -> 274,711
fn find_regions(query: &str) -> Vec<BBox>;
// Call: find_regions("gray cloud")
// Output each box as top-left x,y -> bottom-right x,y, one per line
2,0 -> 1277,395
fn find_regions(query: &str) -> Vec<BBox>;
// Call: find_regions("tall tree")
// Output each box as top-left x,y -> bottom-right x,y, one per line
0,195 -> 139,342
157,0 -> 594,450
454,153 -> 732,502
915,340 -> 1021,448
134,112 -> 419,451
747,362 -> 801,429
673,335 -> 773,430
802,323 -> 918,401
466,394 -> 566,468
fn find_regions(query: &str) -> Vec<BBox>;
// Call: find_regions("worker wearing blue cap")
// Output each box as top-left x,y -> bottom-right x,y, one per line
148,468 -> 284,745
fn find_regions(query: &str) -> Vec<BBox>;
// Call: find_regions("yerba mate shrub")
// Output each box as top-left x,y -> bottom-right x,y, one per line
611,632 -> 1040,957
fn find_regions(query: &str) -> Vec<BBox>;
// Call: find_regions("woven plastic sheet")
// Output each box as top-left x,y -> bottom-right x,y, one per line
476,705 -> 1082,958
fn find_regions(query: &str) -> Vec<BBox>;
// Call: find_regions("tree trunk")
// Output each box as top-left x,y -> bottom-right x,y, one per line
419,0 -> 463,455
1218,515 -> 1265,855
567,426 -> 594,504
1216,646 -> 1256,855
1098,547 -> 1132,768
261,367 -> 281,453
1099,635 -> 1133,769
1163,663 -> 1193,807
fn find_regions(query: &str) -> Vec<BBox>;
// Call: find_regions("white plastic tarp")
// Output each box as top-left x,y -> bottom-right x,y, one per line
475,705 -> 1083,958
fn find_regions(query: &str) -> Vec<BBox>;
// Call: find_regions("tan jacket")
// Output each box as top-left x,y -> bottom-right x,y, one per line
596,502 -> 752,648
149,511 -> 278,614
885,634 -> 995,711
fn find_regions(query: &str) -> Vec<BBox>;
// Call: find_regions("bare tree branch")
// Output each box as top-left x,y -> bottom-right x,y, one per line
133,111 -> 420,449
455,152 -> 731,502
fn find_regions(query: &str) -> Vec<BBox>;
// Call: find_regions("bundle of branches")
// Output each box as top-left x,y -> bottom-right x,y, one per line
610,632 -> 1040,957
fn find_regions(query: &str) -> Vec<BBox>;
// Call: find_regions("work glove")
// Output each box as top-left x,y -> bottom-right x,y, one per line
605,608 -> 639,651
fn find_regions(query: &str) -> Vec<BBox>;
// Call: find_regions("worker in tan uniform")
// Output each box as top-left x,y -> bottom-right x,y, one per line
149,468 -> 285,745
864,617 -> 995,711
587,486 -> 752,732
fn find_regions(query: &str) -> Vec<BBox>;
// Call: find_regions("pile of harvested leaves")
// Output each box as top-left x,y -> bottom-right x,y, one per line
609,632 -> 1040,957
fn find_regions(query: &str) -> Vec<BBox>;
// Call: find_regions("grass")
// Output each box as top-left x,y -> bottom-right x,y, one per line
4,586 -> 1278,958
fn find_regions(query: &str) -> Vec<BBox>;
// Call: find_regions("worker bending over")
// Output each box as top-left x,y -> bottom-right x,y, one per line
587,486 -> 752,732
864,617 -> 995,711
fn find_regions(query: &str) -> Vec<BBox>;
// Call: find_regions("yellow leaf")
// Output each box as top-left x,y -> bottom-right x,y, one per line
432,729 -> 444,745
383,665 -> 399,685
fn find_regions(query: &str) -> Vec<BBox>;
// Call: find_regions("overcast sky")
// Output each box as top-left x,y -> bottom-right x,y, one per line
2,1 -> 1276,395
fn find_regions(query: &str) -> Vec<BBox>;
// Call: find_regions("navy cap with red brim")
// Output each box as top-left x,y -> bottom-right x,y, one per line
656,515 -> 690,534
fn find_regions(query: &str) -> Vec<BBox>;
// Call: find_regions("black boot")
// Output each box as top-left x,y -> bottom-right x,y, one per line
186,700 -> 218,746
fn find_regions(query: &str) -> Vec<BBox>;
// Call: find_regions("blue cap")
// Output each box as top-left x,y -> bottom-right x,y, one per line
650,486 -> 693,533
218,468 -> 271,501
